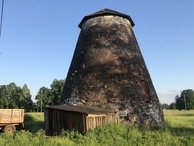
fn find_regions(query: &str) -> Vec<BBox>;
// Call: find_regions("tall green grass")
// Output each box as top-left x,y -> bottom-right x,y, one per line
164,110 -> 194,129
0,110 -> 194,146
164,110 -> 194,138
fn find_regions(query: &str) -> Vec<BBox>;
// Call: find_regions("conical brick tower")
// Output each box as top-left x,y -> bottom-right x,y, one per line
61,8 -> 164,127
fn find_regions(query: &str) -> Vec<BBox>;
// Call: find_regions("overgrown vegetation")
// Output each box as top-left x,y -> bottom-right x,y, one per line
0,110 -> 194,145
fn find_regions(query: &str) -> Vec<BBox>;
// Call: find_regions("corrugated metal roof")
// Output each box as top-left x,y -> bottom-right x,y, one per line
78,8 -> 135,28
45,104 -> 114,114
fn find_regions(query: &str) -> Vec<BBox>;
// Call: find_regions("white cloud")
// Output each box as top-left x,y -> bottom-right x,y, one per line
157,90 -> 181,104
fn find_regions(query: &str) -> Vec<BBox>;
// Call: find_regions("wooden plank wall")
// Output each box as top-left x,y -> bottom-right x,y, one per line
45,109 -> 87,135
45,108 -> 119,135
86,113 -> 119,130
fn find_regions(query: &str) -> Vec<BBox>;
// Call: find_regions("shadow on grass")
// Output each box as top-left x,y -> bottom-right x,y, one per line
168,127 -> 194,137
180,114 -> 194,116
24,114 -> 44,133
165,121 -> 194,137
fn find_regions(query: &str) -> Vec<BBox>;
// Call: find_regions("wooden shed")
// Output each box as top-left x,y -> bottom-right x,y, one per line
44,105 -> 119,135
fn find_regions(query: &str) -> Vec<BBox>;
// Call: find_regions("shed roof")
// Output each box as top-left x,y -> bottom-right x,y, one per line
78,8 -> 135,28
45,104 -> 114,114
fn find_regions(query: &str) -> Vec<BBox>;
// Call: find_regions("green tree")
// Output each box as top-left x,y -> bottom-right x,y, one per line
0,83 -> 33,111
181,89 -> 194,110
6,83 -> 21,109
0,85 -> 9,108
175,95 -> 184,110
161,103 -> 170,109
50,79 -> 65,105
169,102 -> 176,109
36,86 -> 50,112
35,79 -> 65,111
22,84 -> 33,112
176,89 -> 194,110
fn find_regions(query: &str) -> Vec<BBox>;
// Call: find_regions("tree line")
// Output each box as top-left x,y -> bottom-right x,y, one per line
0,79 -> 65,112
161,89 -> 194,110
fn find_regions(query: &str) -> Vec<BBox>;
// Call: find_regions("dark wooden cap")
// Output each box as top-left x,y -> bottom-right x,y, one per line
78,8 -> 135,28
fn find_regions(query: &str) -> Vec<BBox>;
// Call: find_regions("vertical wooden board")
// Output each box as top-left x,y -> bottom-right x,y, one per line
50,109 -> 53,135
102,116 -> 105,124
86,117 -> 90,130
77,114 -> 81,132
69,112 -> 72,130
44,109 -> 50,135
77,113 -> 81,132
56,110 -> 59,132
51,110 -> 54,133
64,111 -> 68,130
62,111 -> 66,131
73,113 -> 77,130
83,114 -> 86,132
53,110 -> 56,133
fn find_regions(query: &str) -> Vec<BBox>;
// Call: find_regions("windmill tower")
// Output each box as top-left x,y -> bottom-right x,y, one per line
61,9 -> 164,127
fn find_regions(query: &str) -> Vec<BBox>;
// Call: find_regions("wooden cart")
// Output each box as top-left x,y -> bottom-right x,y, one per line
0,109 -> 24,133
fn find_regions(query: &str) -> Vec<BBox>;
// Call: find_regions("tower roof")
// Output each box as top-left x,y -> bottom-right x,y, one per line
78,8 -> 135,28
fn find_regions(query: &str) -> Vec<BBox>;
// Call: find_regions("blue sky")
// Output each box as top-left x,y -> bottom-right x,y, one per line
0,1 -> 194,104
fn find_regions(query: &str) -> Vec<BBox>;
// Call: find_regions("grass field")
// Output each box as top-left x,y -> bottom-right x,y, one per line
0,110 -> 194,146
164,110 -> 194,138
24,112 -> 44,132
